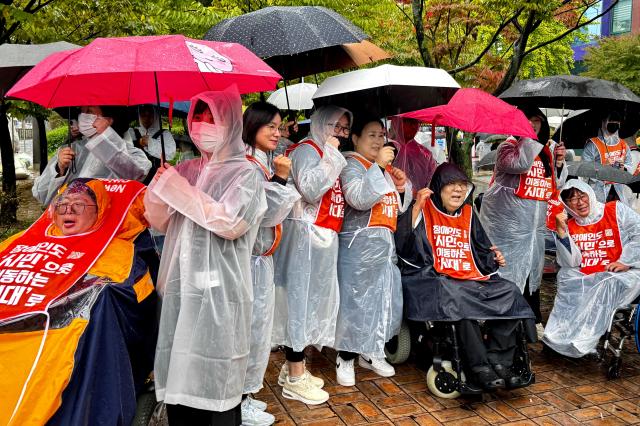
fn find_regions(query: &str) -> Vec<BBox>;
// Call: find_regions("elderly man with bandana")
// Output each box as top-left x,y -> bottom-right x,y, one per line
582,111 -> 634,205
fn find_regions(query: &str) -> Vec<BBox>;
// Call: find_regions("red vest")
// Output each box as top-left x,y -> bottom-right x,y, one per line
591,137 -> 628,184
350,154 -> 399,232
567,202 -> 623,274
423,201 -> 489,281
514,142 -> 555,201
246,155 -> 282,256
285,140 -> 344,233
546,190 -> 564,232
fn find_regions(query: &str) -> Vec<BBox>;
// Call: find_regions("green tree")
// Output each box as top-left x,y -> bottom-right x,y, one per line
582,34 -> 640,96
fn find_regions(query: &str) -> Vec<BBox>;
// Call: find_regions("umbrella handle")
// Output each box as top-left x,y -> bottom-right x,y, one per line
67,107 -> 76,174
154,72 -> 166,163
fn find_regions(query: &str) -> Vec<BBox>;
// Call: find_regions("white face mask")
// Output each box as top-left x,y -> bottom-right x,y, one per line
78,113 -> 97,138
191,121 -> 226,153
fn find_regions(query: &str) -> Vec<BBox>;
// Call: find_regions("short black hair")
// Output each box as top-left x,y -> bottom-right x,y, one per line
560,186 -> 584,203
193,100 -> 210,116
351,115 -> 384,136
242,102 -> 281,148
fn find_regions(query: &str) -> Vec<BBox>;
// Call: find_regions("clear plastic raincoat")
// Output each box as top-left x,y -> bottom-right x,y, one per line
124,107 -> 177,161
33,127 -> 151,204
479,137 -> 567,293
334,152 -> 412,357
582,127 -> 633,205
543,179 -> 640,357
243,148 -> 300,394
272,106 -> 350,352
144,89 -> 267,412
390,116 -> 437,191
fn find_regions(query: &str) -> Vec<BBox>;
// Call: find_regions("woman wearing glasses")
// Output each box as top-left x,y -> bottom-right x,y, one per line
545,179 -> 640,357
272,105 -> 351,405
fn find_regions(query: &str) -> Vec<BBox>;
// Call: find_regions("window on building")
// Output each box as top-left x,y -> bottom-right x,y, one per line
611,0 -> 632,34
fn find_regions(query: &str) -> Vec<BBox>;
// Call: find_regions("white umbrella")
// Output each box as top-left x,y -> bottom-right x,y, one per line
267,82 -> 317,110
312,64 -> 460,117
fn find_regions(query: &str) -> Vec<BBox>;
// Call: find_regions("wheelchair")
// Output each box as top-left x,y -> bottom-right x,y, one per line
596,302 -> 639,380
386,319 -> 535,399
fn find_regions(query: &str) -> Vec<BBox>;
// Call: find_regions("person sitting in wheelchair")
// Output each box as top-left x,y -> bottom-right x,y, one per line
395,162 -> 536,391
545,179 -> 640,358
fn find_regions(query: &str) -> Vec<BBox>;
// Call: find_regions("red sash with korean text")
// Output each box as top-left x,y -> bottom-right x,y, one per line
0,179 -> 145,321
567,202 -> 623,274
591,137 -> 628,184
546,190 -> 564,232
423,201 -> 489,281
285,139 -> 344,232
514,143 -> 555,201
350,154 -> 399,232
246,154 -> 282,256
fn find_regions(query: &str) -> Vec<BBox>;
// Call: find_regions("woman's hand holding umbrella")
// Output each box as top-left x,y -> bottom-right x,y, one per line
152,162 -> 172,183
389,167 -> 407,193
57,147 -> 75,176
554,142 -> 566,167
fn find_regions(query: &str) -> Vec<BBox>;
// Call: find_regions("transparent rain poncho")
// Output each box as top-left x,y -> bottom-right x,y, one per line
33,125 -> 151,205
243,148 -> 300,394
390,116 -> 437,191
334,152 -> 412,357
272,106 -> 350,352
124,106 -> 177,161
144,89 -> 267,412
479,137 -> 567,293
582,126 -> 634,205
543,179 -> 640,357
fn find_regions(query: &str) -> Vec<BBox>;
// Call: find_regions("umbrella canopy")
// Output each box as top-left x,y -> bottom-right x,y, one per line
267,82 -> 317,110
499,75 -> 640,112
312,64 -> 460,117
476,150 -> 498,169
565,161 -> 634,184
204,7 -> 387,79
6,35 -> 281,108
0,41 -> 79,95
398,88 -> 537,139
552,108 -> 640,149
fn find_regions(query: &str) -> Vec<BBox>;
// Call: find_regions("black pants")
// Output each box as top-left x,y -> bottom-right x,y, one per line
166,403 -> 241,426
458,319 -> 519,369
284,346 -> 305,363
523,280 -> 543,324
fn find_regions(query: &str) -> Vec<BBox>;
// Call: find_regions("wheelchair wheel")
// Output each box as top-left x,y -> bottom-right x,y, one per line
607,358 -> 622,380
385,321 -> 411,364
132,391 -> 158,426
426,361 -> 463,399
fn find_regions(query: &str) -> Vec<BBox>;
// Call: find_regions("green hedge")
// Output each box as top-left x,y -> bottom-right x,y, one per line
46,126 -> 69,157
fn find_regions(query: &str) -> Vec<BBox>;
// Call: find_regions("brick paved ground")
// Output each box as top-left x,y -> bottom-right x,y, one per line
257,278 -> 640,425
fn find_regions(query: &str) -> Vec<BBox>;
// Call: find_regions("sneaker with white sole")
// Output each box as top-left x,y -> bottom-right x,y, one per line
278,363 -> 324,388
359,355 -> 395,377
246,394 -> 267,411
336,355 -> 356,386
241,397 -> 275,426
282,373 -> 329,405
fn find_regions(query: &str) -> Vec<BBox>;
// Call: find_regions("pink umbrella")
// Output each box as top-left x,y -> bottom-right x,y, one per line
397,87 -> 537,140
6,35 -> 281,107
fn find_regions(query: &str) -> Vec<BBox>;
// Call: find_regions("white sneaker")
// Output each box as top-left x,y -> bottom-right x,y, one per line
359,355 -> 395,377
536,323 -> 545,340
246,394 -> 267,411
282,373 -> 329,405
336,355 -> 356,387
241,397 -> 275,426
277,363 -> 324,388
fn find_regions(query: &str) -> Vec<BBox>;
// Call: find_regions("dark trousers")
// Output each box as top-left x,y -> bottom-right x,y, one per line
284,346 -> 305,363
166,403 -> 241,426
523,280 -> 543,324
458,319 -> 519,369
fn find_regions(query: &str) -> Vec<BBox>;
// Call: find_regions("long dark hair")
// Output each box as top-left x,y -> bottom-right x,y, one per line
242,101 -> 281,148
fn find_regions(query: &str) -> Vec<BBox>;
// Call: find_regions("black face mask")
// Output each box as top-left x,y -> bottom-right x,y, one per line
607,122 -> 620,134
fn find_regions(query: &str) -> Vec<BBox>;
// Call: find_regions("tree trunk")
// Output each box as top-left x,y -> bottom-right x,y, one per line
447,128 -> 473,178
493,11 -> 537,96
411,0 -> 434,68
36,115 -> 48,173
0,100 -> 18,224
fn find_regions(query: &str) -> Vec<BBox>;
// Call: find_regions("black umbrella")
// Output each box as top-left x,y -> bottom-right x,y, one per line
499,75 -> 640,112
552,108 -> 640,149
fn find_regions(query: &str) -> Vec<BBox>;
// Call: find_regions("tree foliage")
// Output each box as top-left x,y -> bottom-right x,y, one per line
582,34 -> 640,96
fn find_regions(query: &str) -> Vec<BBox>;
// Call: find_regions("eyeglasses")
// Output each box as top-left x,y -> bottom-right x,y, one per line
329,123 -> 350,135
566,194 -> 589,204
264,123 -> 280,133
54,202 -> 97,215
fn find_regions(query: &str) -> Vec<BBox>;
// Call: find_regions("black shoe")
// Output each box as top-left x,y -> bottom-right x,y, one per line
471,366 -> 505,391
492,364 -> 523,389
